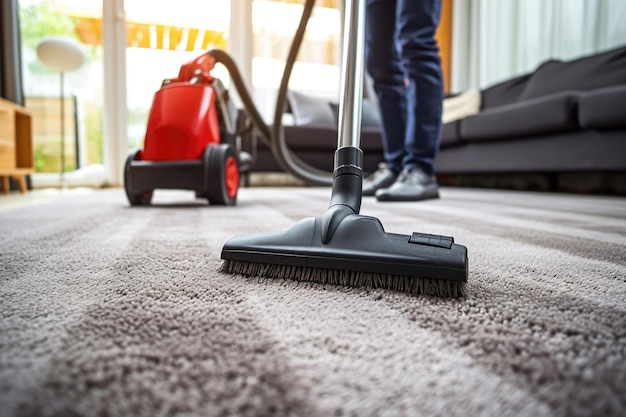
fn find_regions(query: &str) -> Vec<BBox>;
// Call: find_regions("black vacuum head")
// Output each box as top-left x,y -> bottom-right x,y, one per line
221,213 -> 468,297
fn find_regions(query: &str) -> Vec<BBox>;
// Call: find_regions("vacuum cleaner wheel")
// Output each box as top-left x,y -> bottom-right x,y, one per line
204,144 -> 239,206
124,150 -> 153,206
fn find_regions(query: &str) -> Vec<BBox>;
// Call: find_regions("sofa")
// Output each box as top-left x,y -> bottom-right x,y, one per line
240,45 -> 626,193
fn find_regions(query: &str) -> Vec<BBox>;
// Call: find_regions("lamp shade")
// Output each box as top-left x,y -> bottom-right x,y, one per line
36,36 -> 85,72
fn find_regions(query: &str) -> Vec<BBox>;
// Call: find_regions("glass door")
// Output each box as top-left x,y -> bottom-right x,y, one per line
19,0 -> 104,180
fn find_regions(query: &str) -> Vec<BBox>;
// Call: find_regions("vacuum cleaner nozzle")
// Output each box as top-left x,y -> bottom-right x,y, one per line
221,146 -> 469,298
220,211 -> 468,298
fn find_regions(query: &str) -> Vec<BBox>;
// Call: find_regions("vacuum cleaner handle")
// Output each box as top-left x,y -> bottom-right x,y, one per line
336,0 -> 366,152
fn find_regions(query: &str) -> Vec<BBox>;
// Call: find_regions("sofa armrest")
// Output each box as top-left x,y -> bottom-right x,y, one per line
578,84 -> 626,129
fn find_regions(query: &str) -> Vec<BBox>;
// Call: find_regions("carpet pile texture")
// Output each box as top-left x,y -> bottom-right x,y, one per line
1,187 -> 624,417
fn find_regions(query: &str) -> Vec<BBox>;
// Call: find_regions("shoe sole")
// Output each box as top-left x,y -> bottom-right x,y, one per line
375,189 -> 440,202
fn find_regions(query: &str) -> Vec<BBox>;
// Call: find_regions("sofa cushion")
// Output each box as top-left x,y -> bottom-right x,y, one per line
440,119 -> 462,148
329,99 -> 381,128
442,88 -> 481,123
578,84 -> 626,129
287,90 -> 336,127
361,100 -> 381,128
281,124 -> 384,153
460,91 -> 581,141
480,73 -> 532,110
520,45 -> 626,101
288,90 -> 382,130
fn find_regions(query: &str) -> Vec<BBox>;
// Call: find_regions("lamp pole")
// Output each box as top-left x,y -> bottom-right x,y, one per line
60,71 -> 66,188
36,36 -> 85,190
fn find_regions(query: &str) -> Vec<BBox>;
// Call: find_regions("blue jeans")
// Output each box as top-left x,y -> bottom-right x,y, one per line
365,0 -> 444,176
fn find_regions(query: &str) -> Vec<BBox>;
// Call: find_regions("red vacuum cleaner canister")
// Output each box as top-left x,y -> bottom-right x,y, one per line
124,53 -> 240,206
142,83 -> 221,161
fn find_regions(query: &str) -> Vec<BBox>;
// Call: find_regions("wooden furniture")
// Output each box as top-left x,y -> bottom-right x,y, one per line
0,97 -> 33,194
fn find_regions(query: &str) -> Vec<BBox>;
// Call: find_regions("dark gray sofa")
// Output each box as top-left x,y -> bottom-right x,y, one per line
437,45 -> 626,175
240,45 -> 626,193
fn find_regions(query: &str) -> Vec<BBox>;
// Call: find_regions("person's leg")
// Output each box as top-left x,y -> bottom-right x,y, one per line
374,0 -> 443,202
396,0 -> 444,176
365,0 -> 406,175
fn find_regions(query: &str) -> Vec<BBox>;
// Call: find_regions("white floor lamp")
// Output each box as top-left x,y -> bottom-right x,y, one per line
36,36 -> 85,190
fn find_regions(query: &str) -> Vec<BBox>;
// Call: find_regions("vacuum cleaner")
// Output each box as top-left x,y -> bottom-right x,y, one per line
123,0 -> 332,205
124,54 -> 242,206
219,0 -> 469,297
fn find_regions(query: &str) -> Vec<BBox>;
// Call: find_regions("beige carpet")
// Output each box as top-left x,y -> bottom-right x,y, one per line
1,186 -> 624,417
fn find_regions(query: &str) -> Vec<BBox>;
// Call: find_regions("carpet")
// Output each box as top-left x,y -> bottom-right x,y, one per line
1,186 -> 624,417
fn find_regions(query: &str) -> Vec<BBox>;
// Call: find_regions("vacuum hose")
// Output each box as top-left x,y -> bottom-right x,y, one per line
207,0 -> 334,186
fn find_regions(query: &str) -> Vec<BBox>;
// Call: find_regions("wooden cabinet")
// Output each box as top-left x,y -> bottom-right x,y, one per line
0,97 -> 33,194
